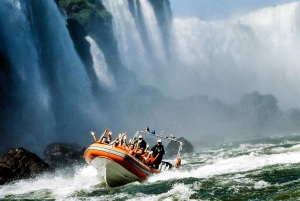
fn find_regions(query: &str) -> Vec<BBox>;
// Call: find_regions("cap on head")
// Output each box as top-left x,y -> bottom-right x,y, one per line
138,135 -> 143,139
157,139 -> 162,143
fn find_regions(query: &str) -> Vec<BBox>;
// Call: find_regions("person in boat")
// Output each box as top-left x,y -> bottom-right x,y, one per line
135,135 -> 147,150
143,151 -> 155,167
127,143 -> 136,156
110,134 -> 121,147
119,132 -> 128,149
133,135 -> 147,159
135,143 -> 151,161
150,139 -> 165,169
90,129 -> 112,144
140,143 -> 150,157
110,132 -> 127,148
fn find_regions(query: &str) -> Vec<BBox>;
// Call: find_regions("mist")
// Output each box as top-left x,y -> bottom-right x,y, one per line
1,0 -> 300,156
170,0 -> 299,19
100,1 -> 300,142
95,0 -> 300,143
162,2 -> 300,110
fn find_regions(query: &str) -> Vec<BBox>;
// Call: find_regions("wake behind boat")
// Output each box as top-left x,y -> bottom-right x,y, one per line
83,130 -> 182,187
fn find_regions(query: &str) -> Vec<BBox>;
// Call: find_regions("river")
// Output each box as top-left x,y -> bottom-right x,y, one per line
1,133 -> 300,200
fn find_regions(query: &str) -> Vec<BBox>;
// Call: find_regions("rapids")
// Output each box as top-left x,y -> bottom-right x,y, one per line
1,133 -> 300,200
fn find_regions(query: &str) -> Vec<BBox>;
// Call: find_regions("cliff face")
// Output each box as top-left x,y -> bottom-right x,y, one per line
54,0 -> 172,90
0,52 -> 11,110
55,0 -> 124,91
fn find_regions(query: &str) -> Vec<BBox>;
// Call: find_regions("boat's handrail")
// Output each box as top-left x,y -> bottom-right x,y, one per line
133,131 -> 183,158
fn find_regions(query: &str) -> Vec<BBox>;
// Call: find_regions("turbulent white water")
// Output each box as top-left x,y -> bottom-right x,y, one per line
2,133 -> 300,200
149,142 -> 300,183
0,166 -> 99,200
101,1 -> 300,109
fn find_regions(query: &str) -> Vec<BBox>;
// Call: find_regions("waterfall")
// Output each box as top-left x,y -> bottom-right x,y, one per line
163,0 -> 172,24
101,0 -> 167,85
0,0 -> 100,154
2,0 -> 300,154
101,0 -> 150,78
139,0 -> 168,66
85,36 -> 116,91
0,0 -> 55,149
100,0 -> 300,109
167,2 -> 300,109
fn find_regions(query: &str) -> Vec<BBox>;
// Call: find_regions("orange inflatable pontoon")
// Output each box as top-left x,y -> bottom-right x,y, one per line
83,131 -> 182,187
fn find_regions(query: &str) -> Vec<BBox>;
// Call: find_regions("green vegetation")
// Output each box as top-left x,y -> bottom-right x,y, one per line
55,0 -> 112,31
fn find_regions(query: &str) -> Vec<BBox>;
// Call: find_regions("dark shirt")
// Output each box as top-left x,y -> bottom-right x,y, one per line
151,144 -> 165,159
135,139 -> 147,150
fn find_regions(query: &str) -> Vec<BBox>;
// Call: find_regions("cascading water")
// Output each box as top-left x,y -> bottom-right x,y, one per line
2,1 -> 300,199
1,0 -> 300,155
105,0 -> 300,108
85,36 -> 116,91
101,0 -> 151,81
101,0 -> 168,85
0,0 -> 101,154
162,0 -> 172,24
234,3 -> 300,108
167,2 -> 300,109
0,0 -> 55,152
139,0 -> 168,67
102,0 -> 300,109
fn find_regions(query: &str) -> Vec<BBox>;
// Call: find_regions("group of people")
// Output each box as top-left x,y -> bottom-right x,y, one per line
90,128 -> 165,169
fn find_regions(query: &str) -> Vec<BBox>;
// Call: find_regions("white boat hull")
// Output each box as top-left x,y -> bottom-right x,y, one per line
91,157 -> 143,187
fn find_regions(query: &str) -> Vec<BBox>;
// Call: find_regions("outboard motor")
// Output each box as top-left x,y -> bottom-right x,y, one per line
160,161 -> 173,170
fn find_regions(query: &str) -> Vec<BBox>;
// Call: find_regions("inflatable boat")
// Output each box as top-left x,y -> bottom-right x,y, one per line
83,131 -> 182,187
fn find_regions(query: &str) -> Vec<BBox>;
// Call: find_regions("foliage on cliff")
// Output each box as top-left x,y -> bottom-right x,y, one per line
55,0 -> 112,33
54,0 -> 124,90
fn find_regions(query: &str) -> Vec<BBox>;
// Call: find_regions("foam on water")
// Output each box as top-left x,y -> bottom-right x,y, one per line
1,134 -> 300,200
0,166 -> 99,199
148,144 -> 300,183
271,144 -> 300,153
253,180 -> 270,189
128,183 -> 197,201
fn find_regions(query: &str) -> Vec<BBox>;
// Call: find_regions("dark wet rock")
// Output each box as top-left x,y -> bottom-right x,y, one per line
43,142 -> 86,167
0,148 -> 54,185
165,137 -> 194,157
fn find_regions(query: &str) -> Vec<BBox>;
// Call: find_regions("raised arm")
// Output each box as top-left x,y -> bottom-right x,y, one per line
98,128 -> 109,143
90,131 -> 97,142
110,136 -> 119,146
107,130 -> 112,142
145,143 -> 150,152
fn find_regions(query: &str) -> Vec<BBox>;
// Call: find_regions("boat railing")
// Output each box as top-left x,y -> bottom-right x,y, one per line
133,131 -> 183,167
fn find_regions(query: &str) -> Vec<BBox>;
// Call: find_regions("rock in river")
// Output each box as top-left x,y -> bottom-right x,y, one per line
0,148 -> 54,185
